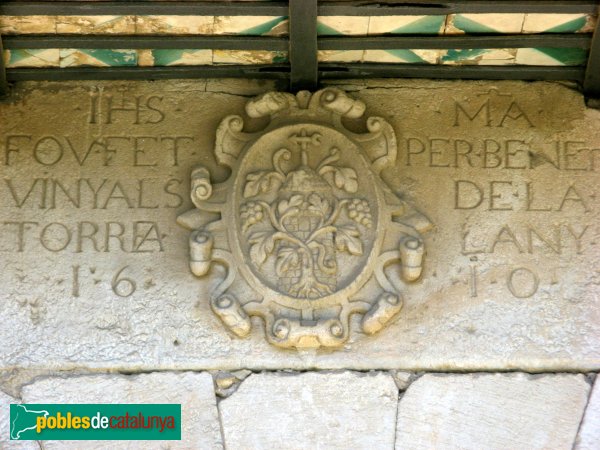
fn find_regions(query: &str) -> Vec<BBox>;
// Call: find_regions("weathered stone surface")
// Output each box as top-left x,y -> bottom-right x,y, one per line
395,373 -> 590,450
0,389 -> 40,449
575,376 -> 600,449
219,371 -> 398,450
213,369 -> 252,397
20,372 -> 222,449
390,370 -> 415,390
0,79 -> 599,370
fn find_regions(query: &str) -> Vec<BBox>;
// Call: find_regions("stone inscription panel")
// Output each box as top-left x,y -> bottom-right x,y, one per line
0,80 -> 598,371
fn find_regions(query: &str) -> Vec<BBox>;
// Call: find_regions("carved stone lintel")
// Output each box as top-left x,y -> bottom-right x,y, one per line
177,88 -> 432,350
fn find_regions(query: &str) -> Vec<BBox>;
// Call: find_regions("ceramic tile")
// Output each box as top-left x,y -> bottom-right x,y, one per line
0,15 -> 56,34
473,49 -> 517,65
59,49 -> 138,67
515,48 -> 588,66
317,16 -> 370,35
212,50 -> 287,64
441,48 -> 516,65
135,16 -> 215,34
137,49 -> 155,67
368,15 -> 446,35
445,14 -> 525,34
145,49 -> 213,66
363,49 -> 440,64
5,49 -> 60,68
522,14 -> 597,33
56,16 -> 135,34
213,16 -> 288,36
318,50 -> 364,63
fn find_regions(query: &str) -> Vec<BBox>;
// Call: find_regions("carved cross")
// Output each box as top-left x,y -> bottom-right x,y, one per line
290,129 -> 322,165
290,129 -> 321,151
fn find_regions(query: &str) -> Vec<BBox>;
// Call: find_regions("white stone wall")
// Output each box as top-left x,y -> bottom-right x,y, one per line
2,370 -> 597,449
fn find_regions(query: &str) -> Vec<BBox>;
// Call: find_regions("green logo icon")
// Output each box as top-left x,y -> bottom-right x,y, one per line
10,404 -> 181,440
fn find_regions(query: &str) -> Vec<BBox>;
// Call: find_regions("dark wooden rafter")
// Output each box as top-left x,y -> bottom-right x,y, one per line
289,0 -> 318,91
0,1 -> 290,16
0,1 -> 596,16
2,33 -> 590,51
6,65 -> 583,83
319,1 -> 599,15
5,65 -> 291,81
319,63 -> 586,81
0,34 -> 7,96
583,5 -> 600,97
319,34 -> 591,50
2,35 -> 289,51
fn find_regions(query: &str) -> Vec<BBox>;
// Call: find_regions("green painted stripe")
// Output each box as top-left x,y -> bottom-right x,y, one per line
7,49 -> 57,65
240,16 -> 288,35
8,49 -> 32,64
78,49 -> 137,66
272,52 -> 288,63
384,49 -> 427,63
151,49 -> 188,66
535,47 -> 588,65
452,15 -> 500,34
544,16 -> 588,33
441,48 -> 488,63
317,21 -> 343,36
389,15 -> 446,35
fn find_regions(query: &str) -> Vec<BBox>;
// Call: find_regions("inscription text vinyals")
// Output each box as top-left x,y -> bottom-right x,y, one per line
178,89 -> 432,349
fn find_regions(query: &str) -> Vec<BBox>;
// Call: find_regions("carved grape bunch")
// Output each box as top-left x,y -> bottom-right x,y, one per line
240,201 -> 265,232
347,199 -> 373,228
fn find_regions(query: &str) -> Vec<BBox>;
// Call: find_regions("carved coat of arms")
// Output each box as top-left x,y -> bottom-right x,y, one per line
178,88 -> 432,349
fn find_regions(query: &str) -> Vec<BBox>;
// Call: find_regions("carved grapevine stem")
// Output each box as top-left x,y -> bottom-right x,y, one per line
240,147 -> 373,299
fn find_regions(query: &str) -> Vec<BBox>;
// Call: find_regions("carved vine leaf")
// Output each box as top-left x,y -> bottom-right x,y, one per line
335,225 -> 363,256
243,171 -> 283,198
248,231 -> 276,266
275,247 -> 301,275
307,193 -> 331,218
277,194 -> 303,216
321,166 -> 358,193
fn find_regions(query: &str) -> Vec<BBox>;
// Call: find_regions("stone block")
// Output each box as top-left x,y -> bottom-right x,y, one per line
395,373 -> 590,449
575,376 -> 600,450
219,371 -> 398,450
20,372 -> 222,449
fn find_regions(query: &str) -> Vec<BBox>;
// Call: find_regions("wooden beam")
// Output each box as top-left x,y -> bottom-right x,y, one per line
3,35 -> 289,51
0,34 -> 7,97
289,0 -> 318,91
319,1 -> 600,15
319,63 -> 586,82
0,1 -> 289,16
583,6 -> 600,97
319,34 -> 592,50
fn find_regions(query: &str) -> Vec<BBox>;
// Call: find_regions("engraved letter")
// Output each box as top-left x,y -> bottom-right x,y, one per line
507,268 -> 539,298
406,138 -> 425,166
489,181 -> 514,211
453,100 -> 491,127
4,135 -> 31,166
558,185 -> 590,212
454,180 -> 483,210
498,101 -> 534,128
